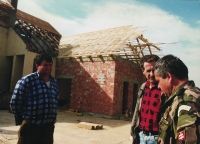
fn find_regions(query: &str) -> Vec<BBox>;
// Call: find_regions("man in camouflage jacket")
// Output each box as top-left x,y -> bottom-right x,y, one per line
154,54 -> 200,144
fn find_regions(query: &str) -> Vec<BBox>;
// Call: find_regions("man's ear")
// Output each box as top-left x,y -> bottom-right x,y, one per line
166,72 -> 173,84
36,64 -> 39,69
141,68 -> 144,73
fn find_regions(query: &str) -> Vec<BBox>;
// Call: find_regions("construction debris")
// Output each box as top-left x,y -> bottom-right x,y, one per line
119,109 -> 133,121
64,109 -> 83,116
77,122 -> 103,130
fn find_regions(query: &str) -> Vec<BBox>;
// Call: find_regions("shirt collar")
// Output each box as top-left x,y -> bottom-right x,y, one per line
36,71 -> 53,81
145,81 -> 159,89
170,80 -> 195,98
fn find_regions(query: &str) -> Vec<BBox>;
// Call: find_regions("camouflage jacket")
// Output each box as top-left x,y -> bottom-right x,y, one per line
130,82 -> 165,144
157,81 -> 200,144
130,82 -> 145,144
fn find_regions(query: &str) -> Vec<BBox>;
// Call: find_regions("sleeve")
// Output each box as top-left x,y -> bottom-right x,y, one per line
55,79 -> 60,99
177,100 -> 200,144
130,83 -> 145,142
10,78 -> 27,125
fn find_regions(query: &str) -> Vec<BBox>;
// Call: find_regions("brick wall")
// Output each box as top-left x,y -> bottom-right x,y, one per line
56,56 -> 144,116
114,58 -> 144,115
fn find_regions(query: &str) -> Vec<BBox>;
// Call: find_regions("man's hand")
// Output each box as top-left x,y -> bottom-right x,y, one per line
157,137 -> 164,144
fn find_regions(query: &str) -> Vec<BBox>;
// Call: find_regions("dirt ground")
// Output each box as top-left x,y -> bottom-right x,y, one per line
0,109 -> 133,144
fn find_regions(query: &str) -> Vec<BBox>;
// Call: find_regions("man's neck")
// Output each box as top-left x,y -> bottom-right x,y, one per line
149,82 -> 157,89
38,72 -> 50,82
42,76 -> 50,82
173,79 -> 188,92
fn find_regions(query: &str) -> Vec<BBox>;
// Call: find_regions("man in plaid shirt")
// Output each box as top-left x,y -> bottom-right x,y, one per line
130,55 -> 165,144
10,54 -> 59,144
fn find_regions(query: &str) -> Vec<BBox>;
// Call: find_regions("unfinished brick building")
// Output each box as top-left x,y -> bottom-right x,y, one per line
0,0 -> 164,117
57,26 -> 163,116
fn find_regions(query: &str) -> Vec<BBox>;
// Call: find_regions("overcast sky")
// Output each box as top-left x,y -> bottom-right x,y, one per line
17,0 -> 200,87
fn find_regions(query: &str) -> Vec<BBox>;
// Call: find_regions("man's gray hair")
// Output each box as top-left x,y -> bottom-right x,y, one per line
154,54 -> 188,79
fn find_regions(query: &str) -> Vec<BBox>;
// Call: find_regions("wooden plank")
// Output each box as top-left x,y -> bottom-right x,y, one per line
77,122 -> 103,130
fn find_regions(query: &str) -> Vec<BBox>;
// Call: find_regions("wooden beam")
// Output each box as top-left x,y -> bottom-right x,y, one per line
136,37 -> 144,57
148,45 -> 152,55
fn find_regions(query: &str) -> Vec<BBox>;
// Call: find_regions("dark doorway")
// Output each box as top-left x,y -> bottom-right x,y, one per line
132,83 -> 139,112
6,56 -> 13,91
122,82 -> 129,114
57,78 -> 72,108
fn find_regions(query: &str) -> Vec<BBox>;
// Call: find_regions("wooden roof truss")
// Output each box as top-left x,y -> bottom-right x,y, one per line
14,18 -> 60,57
59,25 -> 164,63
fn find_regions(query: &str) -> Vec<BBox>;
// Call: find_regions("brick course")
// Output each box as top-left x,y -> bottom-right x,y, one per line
56,56 -> 144,116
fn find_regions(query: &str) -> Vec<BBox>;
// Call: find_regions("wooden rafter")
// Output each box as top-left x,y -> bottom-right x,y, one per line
58,25 -> 167,63
136,37 -> 144,57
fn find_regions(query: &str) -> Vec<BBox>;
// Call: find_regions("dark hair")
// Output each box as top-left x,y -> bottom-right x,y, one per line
154,54 -> 188,79
35,54 -> 53,65
140,54 -> 160,69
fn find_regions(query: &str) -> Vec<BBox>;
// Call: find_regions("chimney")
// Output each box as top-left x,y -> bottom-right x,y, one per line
9,0 -> 18,28
10,0 -> 18,9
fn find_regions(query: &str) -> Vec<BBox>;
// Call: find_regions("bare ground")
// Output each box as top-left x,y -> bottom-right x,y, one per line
0,109 -> 132,144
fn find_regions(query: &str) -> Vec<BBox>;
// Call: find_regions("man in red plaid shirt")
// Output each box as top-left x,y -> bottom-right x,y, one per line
130,55 -> 165,144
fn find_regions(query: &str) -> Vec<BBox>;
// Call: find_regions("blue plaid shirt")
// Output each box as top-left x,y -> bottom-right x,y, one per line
10,72 -> 59,124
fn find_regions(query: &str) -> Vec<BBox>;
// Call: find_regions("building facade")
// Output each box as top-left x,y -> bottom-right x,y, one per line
1,0 -> 163,117
0,0 -> 61,109
56,56 -> 145,116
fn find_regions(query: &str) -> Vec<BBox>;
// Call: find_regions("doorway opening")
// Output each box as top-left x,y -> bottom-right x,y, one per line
57,78 -> 72,108
6,56 -> 13,91
122,82 -> 129,114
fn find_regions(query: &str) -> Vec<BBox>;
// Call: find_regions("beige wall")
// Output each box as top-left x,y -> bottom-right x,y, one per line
10,52 -> 56,91
6,28 -> 56,77
22,51 -> 56,77
6,28 -> 26,56
6,28 -> 27,91
10,55 -> 24,91
0,27 -> 8,54
23,52 -> 37,76
0,27 -> 56,92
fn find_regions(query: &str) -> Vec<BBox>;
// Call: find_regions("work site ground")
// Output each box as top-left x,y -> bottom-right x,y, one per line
0,109 -> 133,144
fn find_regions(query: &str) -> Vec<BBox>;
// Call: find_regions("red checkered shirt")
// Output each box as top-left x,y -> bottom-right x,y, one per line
139,81 -> 162,132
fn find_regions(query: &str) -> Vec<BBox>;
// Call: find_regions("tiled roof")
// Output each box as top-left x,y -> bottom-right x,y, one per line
16,10 -> 61,37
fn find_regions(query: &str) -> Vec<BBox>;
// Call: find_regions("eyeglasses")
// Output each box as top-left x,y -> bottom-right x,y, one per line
40,64 -> 53,67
